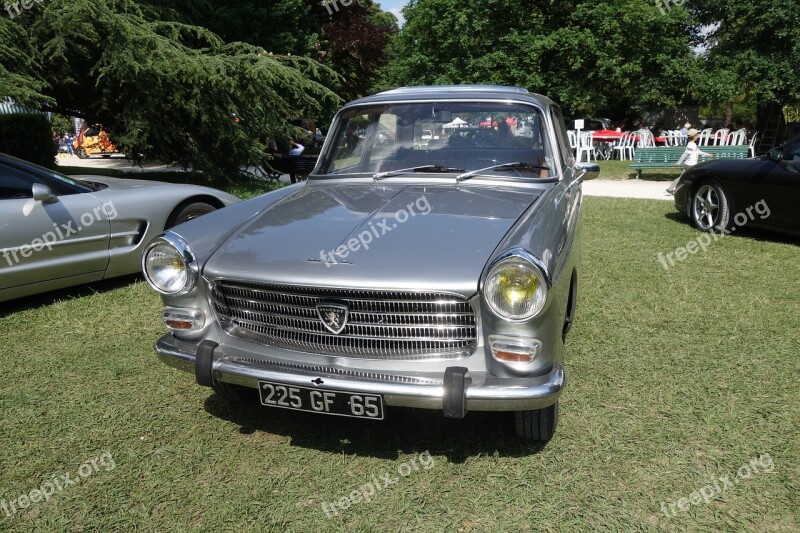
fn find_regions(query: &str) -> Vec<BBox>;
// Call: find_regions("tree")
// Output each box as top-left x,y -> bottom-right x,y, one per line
138,0 -> 398,103
319,1 -> 398,102
693,0 -> 800,126
0,0 -> 340,177
381,0 -> 699,119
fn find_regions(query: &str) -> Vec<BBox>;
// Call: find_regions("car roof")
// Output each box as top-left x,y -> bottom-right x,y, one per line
346,85 -> 555,108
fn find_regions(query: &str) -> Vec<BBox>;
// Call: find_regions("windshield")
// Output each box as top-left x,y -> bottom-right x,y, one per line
318,101 -> 555,179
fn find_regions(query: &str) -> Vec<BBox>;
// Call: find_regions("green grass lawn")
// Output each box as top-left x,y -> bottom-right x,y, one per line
1,197 -> 798,531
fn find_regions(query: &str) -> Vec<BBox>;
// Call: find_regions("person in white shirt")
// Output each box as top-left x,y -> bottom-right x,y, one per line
675,128 -> 713,169
288,139 -> 305,156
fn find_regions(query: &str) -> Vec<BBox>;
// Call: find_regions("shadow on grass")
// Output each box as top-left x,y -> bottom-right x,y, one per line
0,274 -> 142,316
203,394 -> 548,461
636,171 -> 682,182
663,211 -> 800,246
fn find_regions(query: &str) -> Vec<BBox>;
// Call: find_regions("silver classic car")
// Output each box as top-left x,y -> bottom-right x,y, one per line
143,85 -> 598,442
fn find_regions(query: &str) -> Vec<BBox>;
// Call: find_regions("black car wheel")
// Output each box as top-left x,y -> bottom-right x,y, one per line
691,179 -> 731,232
515,402 -> 558,442
76,147 -> 88,159
166,202 -> 216,229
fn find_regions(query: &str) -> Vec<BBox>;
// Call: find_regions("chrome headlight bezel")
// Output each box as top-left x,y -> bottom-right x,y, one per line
482,249 -> 551,322
142,232 -> 199,296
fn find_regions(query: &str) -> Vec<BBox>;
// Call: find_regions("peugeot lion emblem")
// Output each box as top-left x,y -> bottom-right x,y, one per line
316,303 -> 349,334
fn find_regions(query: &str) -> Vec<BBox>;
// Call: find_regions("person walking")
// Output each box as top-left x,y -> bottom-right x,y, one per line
675,128 -> 713,169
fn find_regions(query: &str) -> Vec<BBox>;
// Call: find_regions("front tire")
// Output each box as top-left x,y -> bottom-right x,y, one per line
690,179 -> 731,232
166,202 -> 216,229
76,147 -> 88,159
515,402 -> 559,442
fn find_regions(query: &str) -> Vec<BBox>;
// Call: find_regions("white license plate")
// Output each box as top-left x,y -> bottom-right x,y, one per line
257,381 -> 384,420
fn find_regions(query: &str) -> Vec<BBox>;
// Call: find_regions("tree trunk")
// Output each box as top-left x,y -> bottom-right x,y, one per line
725,102 -> 733,127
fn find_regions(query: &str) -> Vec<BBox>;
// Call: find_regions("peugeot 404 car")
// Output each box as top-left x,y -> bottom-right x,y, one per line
142,85 -> 598,441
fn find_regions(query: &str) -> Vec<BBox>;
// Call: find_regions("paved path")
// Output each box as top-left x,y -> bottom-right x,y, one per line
582,179 -> 673,201
58,156 -> 674,200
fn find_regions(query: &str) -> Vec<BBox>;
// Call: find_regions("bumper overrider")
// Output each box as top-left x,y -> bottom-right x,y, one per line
155,334 -> 564,417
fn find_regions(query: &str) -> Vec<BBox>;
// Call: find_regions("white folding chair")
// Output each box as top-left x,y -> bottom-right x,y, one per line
638,131 -> 655,148
698,128 -> 713,146
749,132 -> 758,157
713,128 -> 730,146
730,128 -> 747,145
613,132 -> 635,160
577,132 -> 596,162
567,130 -> 578,154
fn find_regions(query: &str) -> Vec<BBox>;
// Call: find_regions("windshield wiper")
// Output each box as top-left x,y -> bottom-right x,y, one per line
373,165 -> 466,181
455,162 -> 549,182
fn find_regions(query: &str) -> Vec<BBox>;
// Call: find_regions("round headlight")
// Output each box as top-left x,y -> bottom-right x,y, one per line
484,254 -> 548,320
142,234 -> 197,295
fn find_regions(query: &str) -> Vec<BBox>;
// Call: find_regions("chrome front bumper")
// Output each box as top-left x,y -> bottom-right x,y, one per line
155,334 -> 564,412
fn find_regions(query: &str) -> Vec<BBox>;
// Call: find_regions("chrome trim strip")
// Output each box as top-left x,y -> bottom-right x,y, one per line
153,335 -> 563,411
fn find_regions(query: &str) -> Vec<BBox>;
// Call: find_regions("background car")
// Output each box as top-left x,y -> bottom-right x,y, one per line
143,85 -> 598,442
670,135 -> 800,235
570,117 -> 611,131
0,153 -> 239,302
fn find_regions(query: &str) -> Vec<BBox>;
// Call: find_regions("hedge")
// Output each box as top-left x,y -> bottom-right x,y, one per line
0,113 -> 57,168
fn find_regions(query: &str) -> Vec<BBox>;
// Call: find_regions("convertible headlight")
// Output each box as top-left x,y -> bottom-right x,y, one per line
483,252 -> 549,320
142,233 -> 198,295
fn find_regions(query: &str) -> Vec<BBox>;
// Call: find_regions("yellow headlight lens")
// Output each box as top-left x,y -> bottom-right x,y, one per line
484,257 -> 547,320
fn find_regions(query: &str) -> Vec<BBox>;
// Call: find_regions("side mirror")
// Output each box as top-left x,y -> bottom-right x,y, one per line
32,183 -> 58,204
767,148 -> 783,162
575,162 -> 600,182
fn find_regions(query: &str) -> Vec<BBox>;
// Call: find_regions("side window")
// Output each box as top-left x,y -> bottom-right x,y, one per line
325,114 -> 371,173
550,105 -> 574,169
784,139 -> 800,160
0,166 -> 36,199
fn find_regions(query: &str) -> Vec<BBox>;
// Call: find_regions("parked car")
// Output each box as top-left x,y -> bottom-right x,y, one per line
73,124 -> 118,159
570,118 -> 611,131
669,135 -> 800,236
142,85 -> 598,442
0,153 -> 239,302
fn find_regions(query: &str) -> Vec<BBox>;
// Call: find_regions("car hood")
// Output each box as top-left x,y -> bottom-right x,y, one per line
203,182 -> 543,296
687,156 -> 765,175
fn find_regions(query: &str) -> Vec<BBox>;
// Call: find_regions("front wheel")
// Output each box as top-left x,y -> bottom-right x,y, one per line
76,147 -> 88,159
166,202 -> 216,229
690,179 -> 731,232
515,402 -> 558,442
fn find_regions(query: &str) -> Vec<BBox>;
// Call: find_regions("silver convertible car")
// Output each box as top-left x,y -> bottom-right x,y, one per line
0,154 -> 239,302
143,86 -> 598,442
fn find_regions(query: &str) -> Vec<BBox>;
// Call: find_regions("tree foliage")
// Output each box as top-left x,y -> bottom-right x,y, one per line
693,0 -> 800,124
137,0 -> 398,104
0,0 -> 342,177
381,0 -> 698,119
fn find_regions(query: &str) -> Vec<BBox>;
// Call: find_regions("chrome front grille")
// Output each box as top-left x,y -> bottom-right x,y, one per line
209,281 -> 477,359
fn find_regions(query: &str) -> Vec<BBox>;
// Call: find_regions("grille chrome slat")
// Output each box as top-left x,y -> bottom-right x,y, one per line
210,281 -> 477,359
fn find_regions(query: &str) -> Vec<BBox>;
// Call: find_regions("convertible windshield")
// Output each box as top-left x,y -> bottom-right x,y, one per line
318,102 -> 555,179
